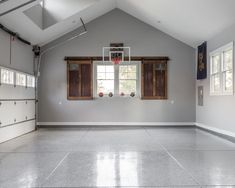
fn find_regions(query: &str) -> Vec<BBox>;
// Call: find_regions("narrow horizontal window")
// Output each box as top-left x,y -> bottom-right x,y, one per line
16,72 -> 26,87
0,68 -> 14,85
27,75 -> 35,88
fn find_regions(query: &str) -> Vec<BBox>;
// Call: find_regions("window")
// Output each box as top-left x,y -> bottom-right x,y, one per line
0,68 -> 14,85
97,65 -> 114,94
210,42 -> 233,95
16,72 -> 26,87
119,65 -> 137,94
94,62 -> 139,97
27,75 -> 35,88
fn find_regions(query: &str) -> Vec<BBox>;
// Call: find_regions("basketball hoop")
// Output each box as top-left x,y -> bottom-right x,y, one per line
102,45 -> 131,65
110,51 -> 123,65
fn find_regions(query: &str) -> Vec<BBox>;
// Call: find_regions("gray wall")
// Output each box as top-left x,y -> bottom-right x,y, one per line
39,9 -> 195,123
196,23 -> 235,133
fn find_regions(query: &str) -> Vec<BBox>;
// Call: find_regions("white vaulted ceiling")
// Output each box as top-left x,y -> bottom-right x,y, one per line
117,0 -> 235,47
1,0 -> 235,47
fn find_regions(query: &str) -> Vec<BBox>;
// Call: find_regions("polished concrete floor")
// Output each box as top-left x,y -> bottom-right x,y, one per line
0,127 -> 235,188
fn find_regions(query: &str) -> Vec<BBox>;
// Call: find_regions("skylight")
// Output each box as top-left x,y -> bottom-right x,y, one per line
24,0 -> 97,30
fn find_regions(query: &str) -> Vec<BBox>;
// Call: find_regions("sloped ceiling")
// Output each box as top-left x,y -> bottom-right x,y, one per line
1,0 -> 235,47
117,0 -> 235,47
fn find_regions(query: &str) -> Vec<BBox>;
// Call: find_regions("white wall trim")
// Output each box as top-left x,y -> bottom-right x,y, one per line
37,122 -> 195,126
195,122 -> 235,138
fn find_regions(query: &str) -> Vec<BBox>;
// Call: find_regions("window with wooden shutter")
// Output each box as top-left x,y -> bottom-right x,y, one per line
141,59 -> 168,99
67,60 -> 93,100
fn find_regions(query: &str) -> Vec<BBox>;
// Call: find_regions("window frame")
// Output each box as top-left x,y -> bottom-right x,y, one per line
210,42 -> 234,96
26,75 -> 36,88
93,61 -> 140,98
15,72 -> 27,87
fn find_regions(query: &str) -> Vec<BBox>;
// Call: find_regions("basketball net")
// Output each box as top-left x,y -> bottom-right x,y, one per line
112,57 -> 122,65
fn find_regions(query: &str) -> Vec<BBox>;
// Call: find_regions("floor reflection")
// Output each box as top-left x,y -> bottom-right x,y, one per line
96,152 -> 138,186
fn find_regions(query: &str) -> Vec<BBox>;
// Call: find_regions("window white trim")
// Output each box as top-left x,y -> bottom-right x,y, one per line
209,42 -> 234,96
93,61 -> 140,98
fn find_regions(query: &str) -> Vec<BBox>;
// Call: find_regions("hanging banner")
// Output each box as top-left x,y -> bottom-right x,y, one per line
197,42 -> 207,80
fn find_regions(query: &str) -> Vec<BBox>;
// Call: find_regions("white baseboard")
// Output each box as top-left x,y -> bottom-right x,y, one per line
37,122 -> 195,126
195,122 -> 235,138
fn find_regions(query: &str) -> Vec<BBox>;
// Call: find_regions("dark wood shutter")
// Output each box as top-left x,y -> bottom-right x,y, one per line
67,60 -> 93,100
141,59 -> 168,99
143,63 -> 153,96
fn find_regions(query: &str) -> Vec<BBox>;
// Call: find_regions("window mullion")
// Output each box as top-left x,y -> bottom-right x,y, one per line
220,53 -> 223,94
114,65 -> 119,95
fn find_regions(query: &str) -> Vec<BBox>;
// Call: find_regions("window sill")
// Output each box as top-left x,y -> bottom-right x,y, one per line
210,92 -> 234,96
94,95 -> 140,99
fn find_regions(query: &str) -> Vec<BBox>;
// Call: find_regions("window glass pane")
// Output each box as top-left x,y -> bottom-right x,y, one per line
211,74 -> 220,92
119,65 -> 137,79
97,66 -> 105,73
97,80 -> 114,94
106,73 -> 114,79
212,55 -> 220,74
119,72 -> 128,79
127,65 -> 136,72
27,75 -> 35,88
119,80 -> 136,94
223,49 -> 233,71
127,72 -> 136,79
97,72 -> 105,79
16,73 -> 26,86
119,65 -> 137,95
96,65 -> 114,95
119,66 -> 127,73
105,66 -> 114,73
224,70 -> 233,92
69,64 -> 79,71
1,68 -> 14,85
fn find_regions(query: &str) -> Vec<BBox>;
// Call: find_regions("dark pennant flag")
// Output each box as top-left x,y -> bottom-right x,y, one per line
197,42 -> 207,80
